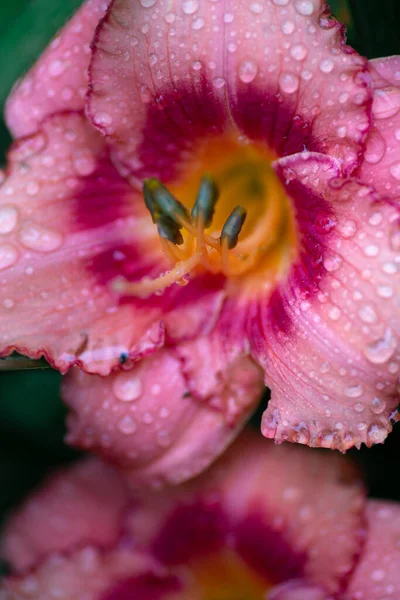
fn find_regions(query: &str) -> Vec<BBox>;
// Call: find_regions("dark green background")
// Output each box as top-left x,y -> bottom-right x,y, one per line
0,0 -> 399,574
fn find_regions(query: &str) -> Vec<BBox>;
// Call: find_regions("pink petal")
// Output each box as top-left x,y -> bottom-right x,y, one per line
0,113 -> 224,374
1,548 -> 163,600
127,432 -> 365,595
1,458 -> 129,573
358,56 -> 400,202
62,341 -> 264,487
252,152 -> 400,450
345,500 -> 400,599
5,0 -> 109,138
268,580 -> 330,600
87,0 -> 370,175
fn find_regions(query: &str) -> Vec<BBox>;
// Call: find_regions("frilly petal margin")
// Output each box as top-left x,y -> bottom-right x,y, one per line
345,500 -> 400,600
0,112 -> 225,374
0,112 -> 162,374
358,56 -> 400,202
62,339 -> 264,488
87,0 -> 370,175
0,459 -> 129,573
0,431 -> 366,599
5,0 -> 109,138
250,152 -> 400,450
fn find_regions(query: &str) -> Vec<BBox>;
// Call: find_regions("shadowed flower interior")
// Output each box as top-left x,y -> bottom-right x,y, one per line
116,134 -> 297,299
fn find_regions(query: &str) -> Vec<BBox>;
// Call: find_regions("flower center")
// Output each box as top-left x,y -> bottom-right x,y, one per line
190,549 -> 271,600
114,135 -> 297,298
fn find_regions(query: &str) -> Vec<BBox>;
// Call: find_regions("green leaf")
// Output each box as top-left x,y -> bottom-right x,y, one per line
347,0 -> 400,58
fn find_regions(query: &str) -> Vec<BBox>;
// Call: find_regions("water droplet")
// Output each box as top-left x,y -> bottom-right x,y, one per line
364,329 -> 397,364
389,225 -> 400,251
390,162 -> 400,181
192,17 -> 205,29
0,244 -> 18,270
338,219 -> 357,238
118,415 -> 137,435
19,224 -> 63,252
26,181 -> 40,196
294,0 -> 315,15
290,43 -> 308,61
48,59 -> 66,77
282,20 -> 295,34
358,305 -> 377,324
140,0 -> 156,6
213,76 -> 226,88
94,112 -> 113,128
371,397 -> 386,415
364,244 -> 380,257
192,60 -> 203,71
319,59 -> 334,73
157,430 -> 171,447
223,12 -> 234,22
328,306 -> 341,321
182,0 -> 199,14
377,285 -> 394,299
238,59 -> 258,83
382,262 -> 397,275
0,205 -> 18,234
165,12 -> 176,23
323,253 -> 342,272
354,402 -> 365,413
279,73 -> 299,94
73,151 -> 96,176
112,372 -> 142,402
3,298 -> 15,309
345,384 -> 363,398
249,2 -> 264,14
371,569 -> 385,582
272,0 -> 289,4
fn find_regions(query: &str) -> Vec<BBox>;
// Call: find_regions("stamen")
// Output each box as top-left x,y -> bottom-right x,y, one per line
220,206 -> 247,250
191,176 -> 219,228
157,215 -> 184,245
112,253 -> 202,299
145,178 -> 190,225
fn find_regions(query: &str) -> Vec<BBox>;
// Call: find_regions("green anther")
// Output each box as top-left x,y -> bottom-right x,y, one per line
220,206 -> 247,250
143,179 -> 161,224
146,178 -> 190,224
191,175 -> 220,228
157,216 -> 184,245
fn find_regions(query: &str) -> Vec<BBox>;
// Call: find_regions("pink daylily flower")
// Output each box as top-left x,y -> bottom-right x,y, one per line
0,0 -> 399,462
1,431 -> 399,600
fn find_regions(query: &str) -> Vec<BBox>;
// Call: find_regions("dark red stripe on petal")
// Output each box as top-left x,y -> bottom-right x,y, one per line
234,511 -> 306,585
152,500 -> 227,566
100,573 -> 182,600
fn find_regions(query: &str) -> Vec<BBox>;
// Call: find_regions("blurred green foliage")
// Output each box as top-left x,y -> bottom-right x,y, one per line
0,0 -> 399,560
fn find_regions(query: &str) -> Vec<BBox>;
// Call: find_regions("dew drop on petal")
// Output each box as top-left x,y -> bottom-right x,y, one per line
249,2 -> 264,14
0,244 -> 18,270
118,415 -> 137,435
19,224 -> 63,252
344,384 -> 363,398
364,330 -> 397,364
182,0 -> 199,14
213,76 -> 226,88
238,59 -> 258,83
390,226 -> 400,252
371,397 -> 386,415
279,73 -> 299,94
73,152 -> 96,177
294,0 -> 315,15
319,59 -> 334,73
290,44 -> 308,61
377,285 -> 394,299
140,0 -> 156,6
358,305 -> 377,324
390,161 -> 400,180
272,0 -> 289,5
112,372 -> 142,402
0,205 -> 18,234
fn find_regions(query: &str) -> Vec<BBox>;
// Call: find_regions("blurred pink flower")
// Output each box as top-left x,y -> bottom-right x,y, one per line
1,431 -> 399,600
0,0 -> 398,474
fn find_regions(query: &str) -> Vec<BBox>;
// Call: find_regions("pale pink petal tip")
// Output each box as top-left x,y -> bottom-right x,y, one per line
5,0 -> 110,138
1,458 -> 129,573
63,341 -> 264,487
346,500 -> 400,600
